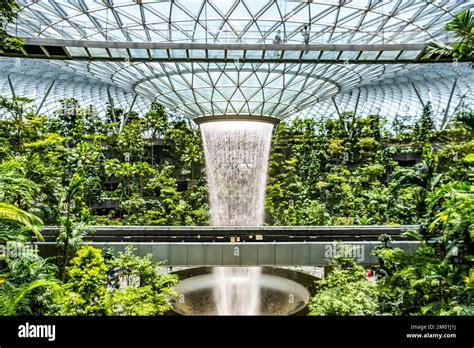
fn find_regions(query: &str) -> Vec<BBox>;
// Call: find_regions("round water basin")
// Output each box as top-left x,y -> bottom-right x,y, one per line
171,268 -> 311,316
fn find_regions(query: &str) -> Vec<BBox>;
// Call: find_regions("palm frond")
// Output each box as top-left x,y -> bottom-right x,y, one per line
445,9 -> 473,38
402,230 -> 425,244
67,176 -> 86,198
0,203 -> 44,241
421,41 -> 454,60
1,279 -> 58,315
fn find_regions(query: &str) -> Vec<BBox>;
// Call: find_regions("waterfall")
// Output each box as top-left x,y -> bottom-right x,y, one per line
200,120 -> 273,315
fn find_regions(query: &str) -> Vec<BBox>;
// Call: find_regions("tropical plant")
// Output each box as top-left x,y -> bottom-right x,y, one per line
427,181 -> 474,281
1,244 -> 62,315
0,279 -> 58,315
57,175 -> 87,281
422,9 -> 474,67
145,165 -> 188,225
116,120 -> 146,162
0,0 -> 23,51
106,245 -> 178,315
144,102 -> 168,166
373,178 -> 474,315
308,253 -> 378,316
0,159 -> 42,209
61,245 -> 109,316
0,202 -> 44,240
391,146 -> 442,218
413,103 -> 435,143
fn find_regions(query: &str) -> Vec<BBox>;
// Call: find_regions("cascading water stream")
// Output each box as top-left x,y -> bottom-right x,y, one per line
200,120 -> 274,315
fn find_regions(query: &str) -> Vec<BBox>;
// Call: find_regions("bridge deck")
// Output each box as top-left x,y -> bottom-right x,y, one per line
42,225 -> 420,242
1,38 -> 459,64
36,240 -> 420,267
38,225 -> 421,266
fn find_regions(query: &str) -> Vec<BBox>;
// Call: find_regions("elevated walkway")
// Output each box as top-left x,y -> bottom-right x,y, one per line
1,38 -> 458,64
38,225 -> 421,266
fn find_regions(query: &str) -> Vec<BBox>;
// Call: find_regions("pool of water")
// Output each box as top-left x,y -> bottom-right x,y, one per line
171,268 -> 311,316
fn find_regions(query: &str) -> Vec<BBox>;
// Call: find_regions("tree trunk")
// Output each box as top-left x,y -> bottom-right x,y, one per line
60,203 -> 71,282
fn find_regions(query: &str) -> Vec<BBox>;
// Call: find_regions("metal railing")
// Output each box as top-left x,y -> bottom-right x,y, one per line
9,20 -> 455,45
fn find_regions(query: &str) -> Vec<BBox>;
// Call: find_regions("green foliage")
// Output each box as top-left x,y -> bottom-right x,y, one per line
0,203 -> 44,241
107,286 -> 167,316
144,165 -> 190,225
308,254 -> 378,315
0,244 -> 61,315
0,88 -> 472,316
423,9 -> 474,66
144,102 -> 168,138
3,95 -> 468,230
414,103 -> 435,144
373,179 -> 474,315
0,159 -> 41,209
390,146 -> 442,220
106,245 -> 178,315
375,245 -> 458,315
303,201 -> 329,225
116,120 -> 147,162
164,120 -> 204,179
427,181 -> 474,274
57,174 -> 88,280
265,112 -> 426,225
0,0 -> 23,51
0,279 -> 58,316
61,246 -> 109,316
0,95 -> 200,284
457,110 -> 474,131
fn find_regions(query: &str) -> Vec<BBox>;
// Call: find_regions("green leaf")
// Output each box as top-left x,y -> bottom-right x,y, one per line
463,153 -> 474,163
0,203 -> 44,241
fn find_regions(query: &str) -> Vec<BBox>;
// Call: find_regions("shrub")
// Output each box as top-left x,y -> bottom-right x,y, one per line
61,245 -> 109,315
106,245 -> 178,316
308,254 -> 378,315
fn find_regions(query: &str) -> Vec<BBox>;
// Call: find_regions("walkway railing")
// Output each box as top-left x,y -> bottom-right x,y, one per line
9,21 -> 455,45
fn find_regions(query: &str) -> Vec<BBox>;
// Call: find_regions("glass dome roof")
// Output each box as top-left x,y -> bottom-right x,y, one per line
2,0 -> 472,122
302,63 -> 473,129
11,0 -> 469,44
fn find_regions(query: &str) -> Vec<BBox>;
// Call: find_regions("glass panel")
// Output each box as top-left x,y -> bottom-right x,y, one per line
339,51 -> 359,60
214,102 -> 227,111
189,49 -> 206,59
130,49 -> 149,58
246,50 -> 263,59
378,50 -> 400,60
208,50 -> 224,59
88,47 -> 109,57
108,48 -> 129,58
248,102 -> 262,112
358,51 -> 380,60
301,50 -> 320,60
227,50 -> 243,59
240,87 -> 259,97
199,88 -> 213,98
169,49 -> 187,58
65,47 -> 88,57
265,50 -> 281,59
150,49 -> 168,58
283,50 -> 301,59
319,51 -> 339,60
398,50 -> 421,60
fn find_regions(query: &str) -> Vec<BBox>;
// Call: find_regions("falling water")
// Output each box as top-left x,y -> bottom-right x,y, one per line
200,120 -> 274,315
212,267 -> 262,315
200,121 -> 274,226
